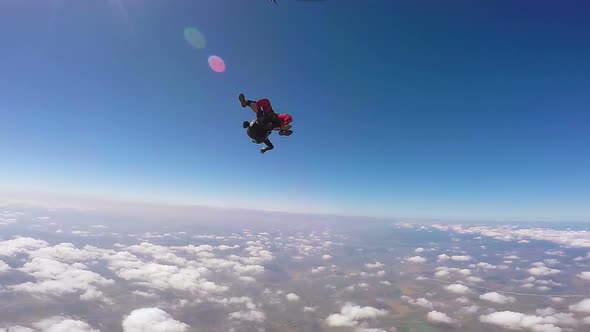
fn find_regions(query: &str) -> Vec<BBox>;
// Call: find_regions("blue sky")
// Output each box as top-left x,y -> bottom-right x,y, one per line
1,1 -> 589,222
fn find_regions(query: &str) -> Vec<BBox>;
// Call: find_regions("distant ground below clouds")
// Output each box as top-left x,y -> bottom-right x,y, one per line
0,198 -> 589,332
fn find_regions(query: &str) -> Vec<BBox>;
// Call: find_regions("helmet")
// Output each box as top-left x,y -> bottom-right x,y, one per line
242,121 -> 250,129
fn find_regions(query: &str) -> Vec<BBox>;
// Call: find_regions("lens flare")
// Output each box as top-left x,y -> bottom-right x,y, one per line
208,55 -> 226,73
184,27 -> 206,49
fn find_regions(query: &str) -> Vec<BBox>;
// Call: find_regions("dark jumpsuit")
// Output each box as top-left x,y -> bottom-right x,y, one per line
246,122 -> 274,150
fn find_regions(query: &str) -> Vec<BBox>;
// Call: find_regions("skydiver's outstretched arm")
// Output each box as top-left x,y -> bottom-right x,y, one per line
261,139 -> 274,154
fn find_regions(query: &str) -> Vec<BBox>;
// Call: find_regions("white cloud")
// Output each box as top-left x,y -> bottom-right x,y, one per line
569,299 -> 590,313
426,311 -> 457,325
216,244 -> 239,251
445,284 -> 471,294
322,254 -> 332,260
528,263 -> 560,276
107,251 -> 228,296
0,237 -> 49,257
325,303 -> 387,327
466,276 -> 484,283
122,308 -> 189,332
0,260 -> 10,273
443,225 -> 590,248
355,328 -> 387,332
303,306 -> 316,312
437,254 -> 450,262
479,311 -> 564,332
401,296 -> 433,310
9,257 -> 114,303
406,256 -> 426,263
312,266 -> 326,273
451,255 -> 471,262
228,310 -> 266,322
460,305 -> 480,314
476,262 -> 496,269
479,292 -> 516,304
434,270 -> 449,278
32,316 -> 100,332
365,262 -> 384,269
233,264 -> 264,275
286,293 -> 300,302
415,247 -> 424,253
458,268 -> 471,275
577,272 -> 590,281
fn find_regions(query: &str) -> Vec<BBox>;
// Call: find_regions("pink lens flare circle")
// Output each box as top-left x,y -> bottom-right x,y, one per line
208,55 -> 226,73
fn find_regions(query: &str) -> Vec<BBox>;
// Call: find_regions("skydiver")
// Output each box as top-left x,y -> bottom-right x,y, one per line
243,120 -> 275,154
239,93 -> 293,136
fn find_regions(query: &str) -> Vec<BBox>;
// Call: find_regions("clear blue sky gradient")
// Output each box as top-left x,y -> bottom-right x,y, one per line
1,1 -> 589,221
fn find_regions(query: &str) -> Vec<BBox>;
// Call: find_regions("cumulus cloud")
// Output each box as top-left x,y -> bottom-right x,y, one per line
286,293 -> 300,302
445,284 -> 471,294
365,262 -> 384,269
426,311 -> 457,325
233,264 -> 264,275
434,266 -> 471,279
406,256 -> 426,263
401,296 -> 433,310
415,247 -> 424,253
9,257 -> 114,303
437,254 -> 450,262
460,305 -> 480,314
0,237 -> 49,257
354,328 -> 387,332
451,255 -> 472,262
569,299 -> 590,313
122,308 -> 189,332
479,311 -> 565,332
216,244 -> 239,251
434,270 -> 449,278
32,316 -> 100,332
577,272 -> 590,281
312,266 -> 326,273
476,262 -> 496,269
107,251 -> 228,296
479,292 -> 516,304
466,276 -> 484,283
420,224 -> 590,248
322,254 -> 332,260
228,310 -> 266,322
325,303 -> 387,327
528,263 -> 560,276
0,260 -> 10,272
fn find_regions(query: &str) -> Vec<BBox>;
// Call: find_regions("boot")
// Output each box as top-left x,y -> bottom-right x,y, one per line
239,93 -> 247,108
279,130 -> 293,136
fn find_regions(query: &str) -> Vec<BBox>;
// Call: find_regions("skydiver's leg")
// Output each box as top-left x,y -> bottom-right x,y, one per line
261,139 -> 274,154
239,93 -> 258,113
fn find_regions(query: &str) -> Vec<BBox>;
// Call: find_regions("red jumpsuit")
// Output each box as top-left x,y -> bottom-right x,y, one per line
254,99 -> 292,127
